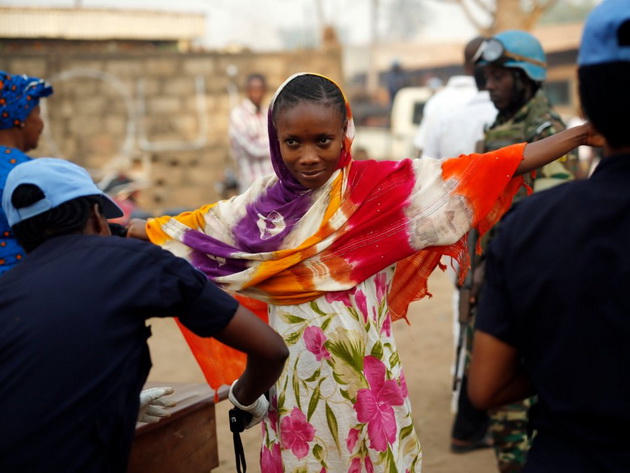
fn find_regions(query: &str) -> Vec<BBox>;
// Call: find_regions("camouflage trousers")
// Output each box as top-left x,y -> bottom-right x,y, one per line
489,397 -> 536,473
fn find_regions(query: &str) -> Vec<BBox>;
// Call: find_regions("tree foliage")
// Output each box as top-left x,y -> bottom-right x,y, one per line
447,0 -> 559,34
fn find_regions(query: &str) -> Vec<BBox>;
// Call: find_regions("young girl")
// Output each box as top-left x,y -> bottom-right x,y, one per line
128,73 -> 600,472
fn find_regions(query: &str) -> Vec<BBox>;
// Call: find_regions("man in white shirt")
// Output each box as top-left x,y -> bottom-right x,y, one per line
413,37 -> 486,159
229,73 -> 273,192
412,36 -> 497,455
435,89 -> 497,157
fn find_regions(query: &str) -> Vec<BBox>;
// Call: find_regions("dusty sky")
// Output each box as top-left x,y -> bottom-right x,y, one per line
1,0 -> 478,50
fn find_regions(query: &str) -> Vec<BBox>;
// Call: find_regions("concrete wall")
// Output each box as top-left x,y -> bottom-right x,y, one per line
0,48 -> 343,213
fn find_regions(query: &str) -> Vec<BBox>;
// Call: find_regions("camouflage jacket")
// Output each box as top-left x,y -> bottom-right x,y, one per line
472,89 -> 575,257
483,88 -> 574,193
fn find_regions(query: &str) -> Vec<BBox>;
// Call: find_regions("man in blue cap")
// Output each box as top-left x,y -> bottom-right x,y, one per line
469,1 -> 630,471
0,158 -> 288,472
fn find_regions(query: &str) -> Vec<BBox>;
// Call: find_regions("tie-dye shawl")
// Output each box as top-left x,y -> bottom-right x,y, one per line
147,73 -> 526,322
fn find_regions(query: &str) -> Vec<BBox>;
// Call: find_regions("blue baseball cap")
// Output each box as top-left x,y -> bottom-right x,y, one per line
578,0 -> 630,66
3,158 -> 124,227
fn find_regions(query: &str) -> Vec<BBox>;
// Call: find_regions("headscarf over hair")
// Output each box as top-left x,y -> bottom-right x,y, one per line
147,72 -> 527,321
267,73 -> 355,189
0,71 -> 53,130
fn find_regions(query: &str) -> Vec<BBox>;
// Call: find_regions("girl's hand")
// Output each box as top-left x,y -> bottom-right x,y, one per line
127,218 -> 150,241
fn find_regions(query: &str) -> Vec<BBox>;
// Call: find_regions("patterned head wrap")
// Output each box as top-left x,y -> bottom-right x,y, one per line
0,71 -> 53,130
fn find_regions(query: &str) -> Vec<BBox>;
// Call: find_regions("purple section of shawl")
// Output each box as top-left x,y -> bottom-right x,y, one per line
180,183 -> 313,276
228,107 -> 313,253
232,181 -> 313,253
182,230 -> 248,278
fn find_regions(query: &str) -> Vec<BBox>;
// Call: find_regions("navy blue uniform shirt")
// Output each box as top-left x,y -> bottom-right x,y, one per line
476,153 -> 630,472
0,234 -> 238,473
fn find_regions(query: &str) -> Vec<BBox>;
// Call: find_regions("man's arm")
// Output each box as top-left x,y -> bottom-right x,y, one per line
213,304 -> 288,405
468,329 -> 534,410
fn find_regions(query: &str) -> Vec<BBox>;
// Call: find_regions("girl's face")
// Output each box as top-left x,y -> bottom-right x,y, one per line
276,101 -> 346,189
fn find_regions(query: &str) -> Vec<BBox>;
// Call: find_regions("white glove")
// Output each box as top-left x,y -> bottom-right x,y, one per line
228,380 -> 269,430
138,386 -> 176,423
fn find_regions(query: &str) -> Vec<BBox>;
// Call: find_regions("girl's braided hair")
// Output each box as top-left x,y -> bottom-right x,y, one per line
271,74 -> 346,127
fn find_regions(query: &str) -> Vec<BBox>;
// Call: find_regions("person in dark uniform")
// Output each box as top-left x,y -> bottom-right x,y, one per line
469,1 -> 628,471
0,158 -> 288,473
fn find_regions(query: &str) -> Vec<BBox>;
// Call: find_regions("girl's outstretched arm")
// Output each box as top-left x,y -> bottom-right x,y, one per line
516,122 -> 604,176
127,218 -> 149,241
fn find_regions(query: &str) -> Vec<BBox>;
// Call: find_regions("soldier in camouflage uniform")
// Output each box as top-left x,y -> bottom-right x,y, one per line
462,30 -> 575,473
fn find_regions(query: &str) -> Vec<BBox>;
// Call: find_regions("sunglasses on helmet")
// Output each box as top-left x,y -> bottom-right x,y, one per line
473,38 -> 547,68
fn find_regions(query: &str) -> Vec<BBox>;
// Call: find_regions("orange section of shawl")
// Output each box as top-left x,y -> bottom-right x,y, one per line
442,143 -> 527,234
146,203 -> 217,244
388,143 -> 528,322
175,294 -> 268,400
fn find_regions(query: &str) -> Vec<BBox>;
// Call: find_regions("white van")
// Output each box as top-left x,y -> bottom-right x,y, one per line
353,86 -> 433,161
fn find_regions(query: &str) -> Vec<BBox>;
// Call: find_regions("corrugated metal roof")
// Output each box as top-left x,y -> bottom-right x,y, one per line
0,7 -> 205,41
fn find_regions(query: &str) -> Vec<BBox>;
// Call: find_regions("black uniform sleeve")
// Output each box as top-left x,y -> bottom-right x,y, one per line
150,245 -> 239,337
475,220 -> 519,347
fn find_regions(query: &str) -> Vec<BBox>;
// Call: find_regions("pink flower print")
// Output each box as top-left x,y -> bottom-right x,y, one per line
348,456 -> 374,473
365,456 -> 374,473
280,408 -> 316,459
260,443 -> 282,473
380,312 -> 392,337
325,287 -> 355,306
399,372 -> 409,398
355,289 -> 368,323
267,405 -> 278,433
348,457 -> 362,473
304,326 -> 331,361
375,272 -> 387,303
354,356 -> 405,451
346,427 -> 360,453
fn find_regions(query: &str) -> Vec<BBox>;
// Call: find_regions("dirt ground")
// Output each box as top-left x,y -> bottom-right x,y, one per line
146,268 -> 498,473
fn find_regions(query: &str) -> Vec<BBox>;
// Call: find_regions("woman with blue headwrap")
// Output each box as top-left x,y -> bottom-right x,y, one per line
0,71 -> 53,275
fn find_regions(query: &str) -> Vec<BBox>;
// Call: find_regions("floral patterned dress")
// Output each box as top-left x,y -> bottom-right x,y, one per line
261,266 -> 422,473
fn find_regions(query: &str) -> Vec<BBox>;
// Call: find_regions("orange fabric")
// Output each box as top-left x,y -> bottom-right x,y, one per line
175,293 -> 268,400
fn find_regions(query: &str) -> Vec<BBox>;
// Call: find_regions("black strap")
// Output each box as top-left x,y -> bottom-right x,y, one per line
232,429 -> 247,473
229,408 -> 252,473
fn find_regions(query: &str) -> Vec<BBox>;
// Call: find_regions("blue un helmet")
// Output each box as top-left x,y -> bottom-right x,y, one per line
475,30 -> 547,82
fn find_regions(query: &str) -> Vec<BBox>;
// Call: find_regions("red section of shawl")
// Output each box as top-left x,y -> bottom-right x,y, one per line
333,158 -> 416,284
